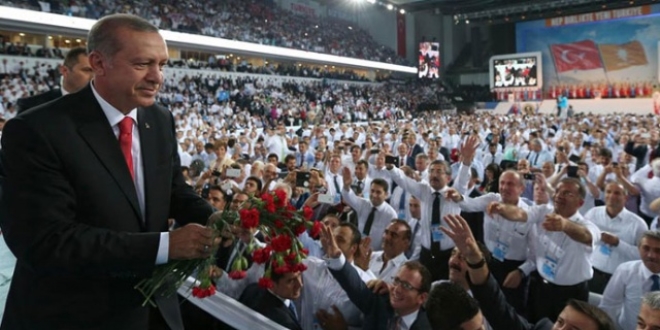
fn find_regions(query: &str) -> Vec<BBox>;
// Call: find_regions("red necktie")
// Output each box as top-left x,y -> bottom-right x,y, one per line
649,171 -> 654,179
119,117 -> 134,180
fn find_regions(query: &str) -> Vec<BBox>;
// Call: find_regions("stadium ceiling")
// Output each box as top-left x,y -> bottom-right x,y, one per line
386,0 -> 657,18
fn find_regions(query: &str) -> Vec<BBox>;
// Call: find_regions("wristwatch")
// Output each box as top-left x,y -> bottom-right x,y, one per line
466,257 -> 486,269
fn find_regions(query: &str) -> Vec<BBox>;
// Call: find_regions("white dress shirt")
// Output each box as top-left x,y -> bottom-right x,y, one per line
387,165 -> 471,251
599,260 -> 659,330
367,251 -> 408,284
458,193 -> 531,261
586,207 -> 647,274
523,205 -> 600,285
389,186 -> 411,219
342,188 -> 398,251
92,84 -> 169,265
633,176 -> 660,217
326,171 -> 344,198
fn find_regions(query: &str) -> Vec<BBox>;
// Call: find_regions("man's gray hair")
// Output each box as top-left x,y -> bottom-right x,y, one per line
642,230 -> 660,244
87,14 -> 159,57
643,292 -> 660,310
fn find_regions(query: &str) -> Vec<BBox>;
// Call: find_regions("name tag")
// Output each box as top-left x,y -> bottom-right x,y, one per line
599,244 -> 612,257
542,256 -> 558,281
431,224 -> 444,242
493,240 -> 509,262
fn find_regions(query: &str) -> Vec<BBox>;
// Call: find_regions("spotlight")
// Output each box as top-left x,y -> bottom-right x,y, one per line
387,4 -> 394,10
399,9 -> 405,14
465,19 -> 470,24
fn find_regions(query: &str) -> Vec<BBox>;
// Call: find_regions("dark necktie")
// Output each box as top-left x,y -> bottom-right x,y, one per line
363,207 -> 377,236
287,300 -> 299,321
333,175 -> 341,196
491,153 -> 496,164
652,275 -> 660,292
299,153 -> 303,167
388,315 -> 402,330
533,152 -> 540,166
357,180 -> 363,193
405,221 -> 420,258
398,190 -> 406,213
431,192 -> 442,253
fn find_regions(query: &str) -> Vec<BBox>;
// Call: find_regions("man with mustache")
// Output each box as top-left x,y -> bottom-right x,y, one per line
599,230 -> 660,330
489,178 -> 600,322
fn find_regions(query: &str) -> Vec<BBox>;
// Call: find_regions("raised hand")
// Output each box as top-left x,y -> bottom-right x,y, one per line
440,214 -> 480,261
444,188 -> 462,202
460,135 -> 481,165
342,167 -> 353,188
320,224 -> 342,259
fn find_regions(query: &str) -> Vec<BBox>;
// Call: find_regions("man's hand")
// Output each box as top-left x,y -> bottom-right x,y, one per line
320,224 -> 342,259
169,223 -> 216,260
445,188 -> 462,202
440,214 -> 481,263
461,135 -> 481,165
353,237 -> 372,271
316,305 -> 348,330
542,214 -> 566,232
209,265 -> 223,279
367,279 -> 390,295
486,201 -> 503,217
502,270 -> 523,289
601,232 -> 620,246
341,167 -> 352,188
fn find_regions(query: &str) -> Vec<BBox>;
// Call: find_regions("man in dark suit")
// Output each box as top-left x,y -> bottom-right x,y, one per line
239,271 -> 303,330
0,14 -> 216,330
320,225 -> 432,330
16,46 -> 93,113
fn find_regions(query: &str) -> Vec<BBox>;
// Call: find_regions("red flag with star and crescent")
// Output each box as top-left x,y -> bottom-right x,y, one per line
550,40 -> 603,72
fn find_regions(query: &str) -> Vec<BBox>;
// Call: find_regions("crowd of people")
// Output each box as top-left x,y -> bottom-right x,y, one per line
1,0 -> 408,65
4,10 -> 660,330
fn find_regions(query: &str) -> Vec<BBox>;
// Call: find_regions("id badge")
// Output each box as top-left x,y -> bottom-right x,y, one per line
398,209 -> 406,219
599,244 -> 612,256
542,256 -> 558,281
333,193 -> 342,204
431,224 -> 444,242
493,240 -> 509,262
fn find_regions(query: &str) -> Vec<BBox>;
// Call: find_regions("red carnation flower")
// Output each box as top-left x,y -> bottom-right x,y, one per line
274,220 -> 285,228
192,285 -> 216,298
301,248 -> 309,256
302,206 -> 313,220
290,263 -> 308,272
273,264 -> 291,274
294,224 -> 307,236
252,247 -> 272,264
274,189 -> 288,207
258,277 -> 274,289
239,208 -> 260,229
228,270 -> 247,280
310,221 -> 322,238
271,234 -> 292,252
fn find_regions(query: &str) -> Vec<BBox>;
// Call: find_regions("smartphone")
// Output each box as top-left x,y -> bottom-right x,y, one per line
612,162 -> 619,167
212,169 -> 222,177
226,168 -> 241,178
370,149 -> 379,155
567,166 -> 579,178
221,182 -> 233,192
385,155 -> 399,167
582,141 -> 592,148
201,184 -> 210,199
568,155 -> 581,163
318,193 -> 334,204
296,171 -> 311,188
523,173 -> 535,181
557,146 -> 565,153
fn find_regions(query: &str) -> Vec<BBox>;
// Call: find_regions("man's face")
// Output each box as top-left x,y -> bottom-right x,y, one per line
390,266 -> 427,316
207,189 -> 226,210
604,183 -> 627,211
230,193 -> 249,211
264,165 -> 277,181
322,216 -> 340,229
415,158 -> 428,172
244,179 -> 259,195
215,146 -> 226,158
286,158 -> 296,171
398,143 -> 408,156
552,305 -> 598,330
376,153 -> 385,167
382,222 -> 410,259
460,311 -> 486,330
271,271 -> 303,300
299,143 -> 308,153
409,198 -> 421,219
553,182 -> 584,215
640,237 -> 660,274
333,226 -> 357,259
369,183 -> 388,206
428,163 -> 448,190
517,160 -> 530,173
355,163 -> 367,180
499,172 -> 523,204
315,151 -> 324,161
542,162 -> 555,178
637,304 -> 660,330
61,54 -> 93,93
448,248 -> 468,283
329,156 -> 341,173
351,147 -> 361,160
89,28 -> 167,112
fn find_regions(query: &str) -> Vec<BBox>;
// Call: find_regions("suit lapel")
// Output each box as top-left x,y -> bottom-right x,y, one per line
75,86 -> 143,228
137,108 -> 159,230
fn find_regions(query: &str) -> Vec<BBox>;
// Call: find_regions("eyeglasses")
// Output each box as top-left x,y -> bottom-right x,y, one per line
392,277 -> 422,292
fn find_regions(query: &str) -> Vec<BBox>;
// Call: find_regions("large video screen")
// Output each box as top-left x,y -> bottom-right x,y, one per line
418,42 -> 440,79
490,52 -> 542,89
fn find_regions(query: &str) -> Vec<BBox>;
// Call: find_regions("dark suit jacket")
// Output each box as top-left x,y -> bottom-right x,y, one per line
238,284 -> 303,330
409,144 -> 424,161
329,260 -> 431,330
16,88 -> 63,114
470,274 -> 553,330
0,85 -> 214,330
439,147 -> 451,163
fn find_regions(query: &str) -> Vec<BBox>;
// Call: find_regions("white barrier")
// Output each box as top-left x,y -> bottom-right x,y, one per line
177,277 -> 288,330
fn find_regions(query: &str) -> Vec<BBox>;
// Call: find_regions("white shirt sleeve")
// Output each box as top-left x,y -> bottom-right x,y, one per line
155,232 -> 169,265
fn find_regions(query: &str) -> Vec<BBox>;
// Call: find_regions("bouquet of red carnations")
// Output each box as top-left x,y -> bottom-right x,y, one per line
135,188 -> 322,306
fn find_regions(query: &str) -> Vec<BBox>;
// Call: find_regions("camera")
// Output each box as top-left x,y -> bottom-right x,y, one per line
523,173 -> 535,181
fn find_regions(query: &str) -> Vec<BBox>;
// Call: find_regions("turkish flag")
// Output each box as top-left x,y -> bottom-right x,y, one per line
551,40 -> 603,72
397,12 -> 406,57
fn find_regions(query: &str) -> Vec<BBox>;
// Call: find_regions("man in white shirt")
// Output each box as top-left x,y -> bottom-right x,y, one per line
350,160 -> 372,199
637,292 -> 660,330
361,219 -> 411,284
587,181 -> 648,294
341,167 -> 397,251
325,154 -> 344,203
599,230 -> 660,330
490,177 -> 601,322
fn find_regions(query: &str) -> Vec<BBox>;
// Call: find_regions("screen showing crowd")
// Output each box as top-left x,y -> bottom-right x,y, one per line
493,57 -> 538,88
418,42 -> 440,79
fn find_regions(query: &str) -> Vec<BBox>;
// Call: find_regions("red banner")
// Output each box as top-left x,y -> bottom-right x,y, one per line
550,40 -> 603,72
397,12 -> 406,57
